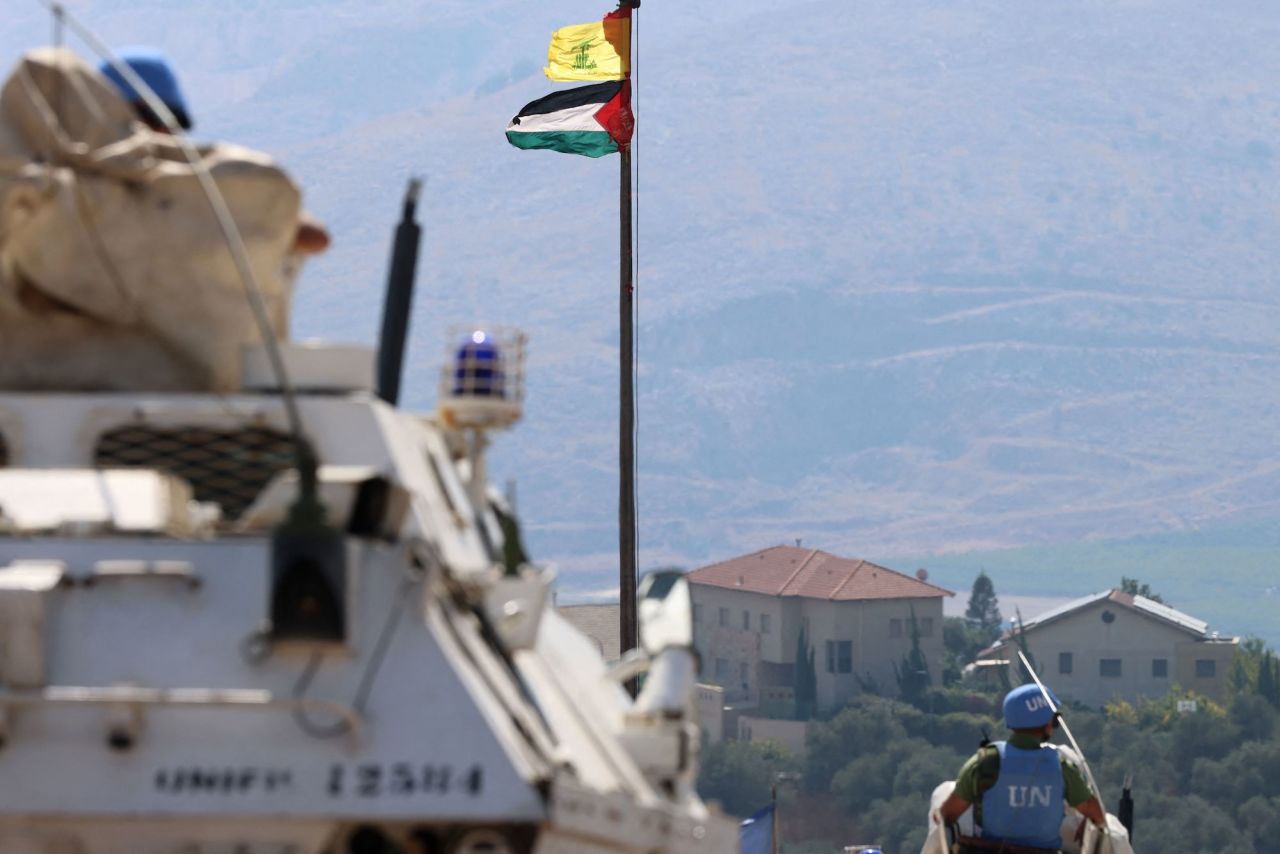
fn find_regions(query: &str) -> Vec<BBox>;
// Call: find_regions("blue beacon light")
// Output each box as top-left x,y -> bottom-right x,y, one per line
452,330 -> 504,398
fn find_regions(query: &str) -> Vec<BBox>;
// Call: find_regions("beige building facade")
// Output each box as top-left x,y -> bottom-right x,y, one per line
689,545 -> 952,713
978,590 -> 1237,708
694,683 -> 726,743
738,715 -> 808,757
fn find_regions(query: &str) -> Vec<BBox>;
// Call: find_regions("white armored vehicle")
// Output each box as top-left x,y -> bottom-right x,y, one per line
0,38 -> 736,854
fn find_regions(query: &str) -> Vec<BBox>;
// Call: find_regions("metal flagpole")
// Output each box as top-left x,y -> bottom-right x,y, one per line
618,0 -> 638,675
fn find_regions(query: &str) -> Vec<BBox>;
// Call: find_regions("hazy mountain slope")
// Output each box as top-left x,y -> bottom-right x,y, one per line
526,0 -> 1280,576
5,2 -> 1280,618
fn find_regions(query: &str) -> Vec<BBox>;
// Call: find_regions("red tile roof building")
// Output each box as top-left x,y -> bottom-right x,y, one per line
688,545 -> 953,714
688,545 -> 953,602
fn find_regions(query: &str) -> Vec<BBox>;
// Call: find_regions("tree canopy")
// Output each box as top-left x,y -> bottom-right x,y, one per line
1119,576 -> 1165,604
894,606 -> 932,704
793,625 -> 818,721
964,571 -> 1003,642
700,640 -> 1280,853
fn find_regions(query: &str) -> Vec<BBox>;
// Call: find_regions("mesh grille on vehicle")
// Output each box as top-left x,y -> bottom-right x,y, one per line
94,425 -> 296,520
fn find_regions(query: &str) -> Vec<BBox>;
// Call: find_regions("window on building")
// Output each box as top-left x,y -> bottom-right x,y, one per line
837,640 -> 852,673
825,640 -> 836,673
718,607 -> 729,627
1059,652 -> 1073,674
889,618 -> 903,639
1100,658 -> 1122,678
1152,658 -> 1168,678
761,613 -> 772,634
1196,659 -> 1217,679
714,658 -> 729,682
742,610 -> 751,631
740,662 -> 750,688
919,618 -> 934,637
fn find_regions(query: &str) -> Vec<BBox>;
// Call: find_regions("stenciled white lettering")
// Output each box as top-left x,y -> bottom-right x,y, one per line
1007,785 -> 1053,808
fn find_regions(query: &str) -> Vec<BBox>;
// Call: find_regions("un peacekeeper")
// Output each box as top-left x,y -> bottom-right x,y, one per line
98,47 -> 330,256
938,684 -> 1105,853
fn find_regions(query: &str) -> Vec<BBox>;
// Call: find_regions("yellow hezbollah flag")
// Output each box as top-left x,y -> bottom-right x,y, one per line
544,7 -> 630,82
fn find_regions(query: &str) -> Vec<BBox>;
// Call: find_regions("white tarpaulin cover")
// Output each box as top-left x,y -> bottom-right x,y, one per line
0,48 -> 312,391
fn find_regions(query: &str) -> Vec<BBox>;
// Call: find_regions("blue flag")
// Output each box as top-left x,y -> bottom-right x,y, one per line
739,803 -> 774,854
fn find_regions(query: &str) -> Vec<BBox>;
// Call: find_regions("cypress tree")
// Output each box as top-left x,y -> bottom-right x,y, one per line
894,605 -> 932,707
793,627 -> 805,718
806,637 -> 817,711
794,626 -> 816,720
1228,652 -> 1252,699
1259,651 -> 1280,708
965,572 -> 1003,643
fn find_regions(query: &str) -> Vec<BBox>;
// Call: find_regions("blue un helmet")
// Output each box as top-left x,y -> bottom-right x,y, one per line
1003,683 -> 1059,729
99,47 -> 193,130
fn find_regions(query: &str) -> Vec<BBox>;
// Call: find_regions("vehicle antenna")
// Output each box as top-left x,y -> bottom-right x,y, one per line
1118,773 -> 1135,841
376,177 -> 424,406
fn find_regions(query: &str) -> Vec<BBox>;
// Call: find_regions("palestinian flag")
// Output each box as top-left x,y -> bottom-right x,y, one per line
505,80 -> 633,158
